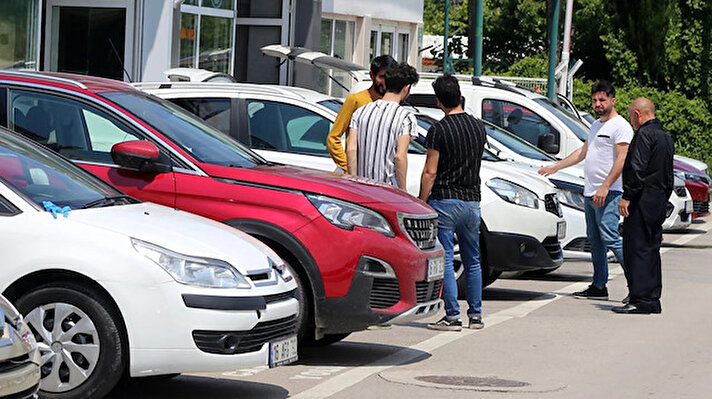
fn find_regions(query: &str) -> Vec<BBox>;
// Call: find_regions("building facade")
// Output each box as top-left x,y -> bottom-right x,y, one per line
0,0 -> 421,93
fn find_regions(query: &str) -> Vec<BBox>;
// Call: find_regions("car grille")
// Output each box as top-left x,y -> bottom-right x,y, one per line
416,280 -> 442,303
693,200 -> 710,214
264,289 -> 298,304
674,186 -> 687,197
542,236 -> 563,260
400,215 -> 438,250
193,315 -> 297,354
370,278 -> 400,309
563,237 -> 592,253
544,194 -> 563,217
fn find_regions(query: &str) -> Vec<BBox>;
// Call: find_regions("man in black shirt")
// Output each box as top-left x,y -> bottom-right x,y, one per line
419,74 -> 487,330
614,97 -> 674,314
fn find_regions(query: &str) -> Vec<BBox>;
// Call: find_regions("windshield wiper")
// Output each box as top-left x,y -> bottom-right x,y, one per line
82,195 -> 139,209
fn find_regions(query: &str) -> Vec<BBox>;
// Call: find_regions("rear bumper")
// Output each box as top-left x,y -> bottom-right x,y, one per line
486,232 -> 563,272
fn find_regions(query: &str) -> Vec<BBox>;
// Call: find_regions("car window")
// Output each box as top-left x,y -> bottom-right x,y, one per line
483,121 -> 557,162
317,99 -> 343,114
534,98 -> 590,141
246,100 -> 333,156
9,89 -> 142,164
170,98 -> 232,135
0,195 -> 20,216
482,99 -> 560,153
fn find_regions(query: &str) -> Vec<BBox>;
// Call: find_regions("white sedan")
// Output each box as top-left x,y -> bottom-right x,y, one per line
0,128 -> 299,398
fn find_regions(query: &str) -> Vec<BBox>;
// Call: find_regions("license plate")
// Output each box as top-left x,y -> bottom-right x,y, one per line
684,200 -> 693,213
269,335 -> 298,368
427,256 -> 445,282
557,221 -> 567,241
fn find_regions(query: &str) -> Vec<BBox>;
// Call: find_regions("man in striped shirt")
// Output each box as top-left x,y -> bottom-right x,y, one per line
346,62 -> 419,189
419,74 -> 487,331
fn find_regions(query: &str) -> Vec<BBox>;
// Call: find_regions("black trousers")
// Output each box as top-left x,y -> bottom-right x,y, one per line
622,190 -> 667,311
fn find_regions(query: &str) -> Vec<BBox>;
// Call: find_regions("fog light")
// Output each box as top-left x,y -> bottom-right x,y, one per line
359,256 -> 396,278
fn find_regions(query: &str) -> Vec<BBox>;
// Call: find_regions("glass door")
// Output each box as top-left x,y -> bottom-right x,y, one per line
44,0 -> 135,81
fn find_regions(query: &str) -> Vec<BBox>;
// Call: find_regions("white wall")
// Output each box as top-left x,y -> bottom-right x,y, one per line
322,0 -> 423,24
139,1 -> 174,81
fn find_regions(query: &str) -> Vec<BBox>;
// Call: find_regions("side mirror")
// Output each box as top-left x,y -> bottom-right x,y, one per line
111,140 -> 172,174
538,133 -> 559,154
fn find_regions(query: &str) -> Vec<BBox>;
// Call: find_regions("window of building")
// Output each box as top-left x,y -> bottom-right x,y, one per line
370,25 -> 409,62
180,0 -> 236,74
319,18 -> 354,98
0,0 -> 40,70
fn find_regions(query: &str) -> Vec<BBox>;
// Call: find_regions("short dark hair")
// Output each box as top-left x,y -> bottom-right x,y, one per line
591,81 -> 616,98
385,62 -> 419,93
432,74 -> 461,108
370,55 -> 397,75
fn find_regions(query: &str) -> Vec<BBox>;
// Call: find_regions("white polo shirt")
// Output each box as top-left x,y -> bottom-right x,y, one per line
583,114 -> 634,196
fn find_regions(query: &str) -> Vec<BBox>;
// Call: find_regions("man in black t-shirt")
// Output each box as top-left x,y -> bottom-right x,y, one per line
419,74 -> 487,331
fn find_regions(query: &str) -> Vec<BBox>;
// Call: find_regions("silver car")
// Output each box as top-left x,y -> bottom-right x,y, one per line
0,295 -> 40,399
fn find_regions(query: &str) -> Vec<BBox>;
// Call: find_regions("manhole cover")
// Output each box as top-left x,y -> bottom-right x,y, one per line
415,375 -> 529,388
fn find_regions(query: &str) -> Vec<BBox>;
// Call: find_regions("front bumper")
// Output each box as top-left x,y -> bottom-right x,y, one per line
0,362 -> 40,398
486,232 -> 563,272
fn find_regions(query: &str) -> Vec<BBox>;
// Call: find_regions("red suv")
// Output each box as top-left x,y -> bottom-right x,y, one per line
674,159 -> 710,218
0,71 -> 444,344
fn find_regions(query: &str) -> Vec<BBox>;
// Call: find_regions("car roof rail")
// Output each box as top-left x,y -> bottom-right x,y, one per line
0,70 -> 88,89
133,81 -> 289,94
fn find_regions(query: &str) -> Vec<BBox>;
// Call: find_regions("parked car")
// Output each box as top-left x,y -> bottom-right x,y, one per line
0,71 -> 444,347
0,126 -> 300,398
140,81 -> 567,291
0,294 -> 40,399
674,159 -> 711,218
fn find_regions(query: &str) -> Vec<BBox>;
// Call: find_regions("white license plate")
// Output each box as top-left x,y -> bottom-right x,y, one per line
427,256 -> 445,282
269,335 -> 298,368
557,221 -> 567,241
684,200 -> 693,213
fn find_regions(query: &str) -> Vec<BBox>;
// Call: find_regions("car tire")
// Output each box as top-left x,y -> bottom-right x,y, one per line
15,284 -> 126,399
455,235 -> 499,298
312,333 -> 351,346
291,269 -> 315,345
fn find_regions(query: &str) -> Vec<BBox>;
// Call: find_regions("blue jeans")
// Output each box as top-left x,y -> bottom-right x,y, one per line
428,199 -> 482,318
584,191 -> 625,288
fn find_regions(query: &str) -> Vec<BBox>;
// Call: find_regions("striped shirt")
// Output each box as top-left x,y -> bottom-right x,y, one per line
349,100 -> 418,186
424,112 -> 486,201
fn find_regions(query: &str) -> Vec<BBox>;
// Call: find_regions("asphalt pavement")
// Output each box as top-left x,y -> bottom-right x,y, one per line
109,217 -> 712,399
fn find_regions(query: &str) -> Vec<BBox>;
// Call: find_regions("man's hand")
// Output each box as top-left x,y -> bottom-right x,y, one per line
593,185 -> 609,207
618,198 -> 630,218
538,164 -> 559,176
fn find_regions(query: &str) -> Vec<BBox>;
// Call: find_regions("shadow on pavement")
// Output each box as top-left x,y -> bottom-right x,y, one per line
108,375 -> 288,399
513,272 -> 590,283
482,287 -> 556,301
297,341 -> 429,367
665,228 -> 707,235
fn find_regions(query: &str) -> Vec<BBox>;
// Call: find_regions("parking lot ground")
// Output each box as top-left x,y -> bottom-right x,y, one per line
109,217 -> 712,399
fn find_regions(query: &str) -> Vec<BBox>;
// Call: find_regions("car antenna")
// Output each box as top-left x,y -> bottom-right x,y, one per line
108,38 -> 134,82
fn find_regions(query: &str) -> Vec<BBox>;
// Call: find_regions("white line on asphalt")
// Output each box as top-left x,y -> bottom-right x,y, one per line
290,221 -> 710,399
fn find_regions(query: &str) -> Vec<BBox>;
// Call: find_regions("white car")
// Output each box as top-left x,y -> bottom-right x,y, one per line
0,128 -> 299,398
140,82 -> 568,288
0,295 -> 40,399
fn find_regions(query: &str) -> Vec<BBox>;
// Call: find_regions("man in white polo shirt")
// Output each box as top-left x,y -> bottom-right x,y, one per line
539,81 -> 633,301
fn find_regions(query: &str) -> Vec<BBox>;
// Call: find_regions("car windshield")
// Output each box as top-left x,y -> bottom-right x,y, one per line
317,99 -> 343,114
533,98 -> 590,141
102,91 -> 266,168
0,131 -> 121,209
484,121 -> 556,161
412,115 -> 500,161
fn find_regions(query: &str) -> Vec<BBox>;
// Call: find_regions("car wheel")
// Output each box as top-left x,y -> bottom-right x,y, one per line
455,235 -> 499,298
16,284 -> 126,399
313,333 -> 350,346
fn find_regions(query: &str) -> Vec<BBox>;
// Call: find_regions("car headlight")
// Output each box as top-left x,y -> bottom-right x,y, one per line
132,239 -> 251,288
486,178 -> 539,209
675,170 -> 709,184
556,188 -> 585,211
306,194 -> 394,237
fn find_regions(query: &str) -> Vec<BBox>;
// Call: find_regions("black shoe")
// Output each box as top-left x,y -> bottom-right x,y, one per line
427,316 -> 462,331
573,285 -> 609,300
468,315 -> 484,330
612,304 -> 653,314
622,295 -> 630,304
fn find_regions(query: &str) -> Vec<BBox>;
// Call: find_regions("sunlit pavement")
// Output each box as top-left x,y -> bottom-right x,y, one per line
109,217 -> 712,399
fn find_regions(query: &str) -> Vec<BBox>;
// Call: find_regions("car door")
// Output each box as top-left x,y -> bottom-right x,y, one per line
241,97 -> 338,172
6,88 -> 177,207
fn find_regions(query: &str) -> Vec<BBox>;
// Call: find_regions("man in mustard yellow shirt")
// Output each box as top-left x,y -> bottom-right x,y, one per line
327,55 -> 397,171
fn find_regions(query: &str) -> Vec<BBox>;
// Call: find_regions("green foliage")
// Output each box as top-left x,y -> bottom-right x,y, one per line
600,33 -> 638,87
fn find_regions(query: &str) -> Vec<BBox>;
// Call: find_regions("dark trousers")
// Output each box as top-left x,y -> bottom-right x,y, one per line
622,189 -> 667,312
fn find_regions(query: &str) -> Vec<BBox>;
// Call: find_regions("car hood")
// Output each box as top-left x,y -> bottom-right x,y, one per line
68,202 -> 274,273
199,163 -> 430,208
481,160 -> 557,197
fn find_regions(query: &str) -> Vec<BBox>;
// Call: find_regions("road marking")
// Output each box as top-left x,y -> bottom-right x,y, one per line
291,221 -> 710,399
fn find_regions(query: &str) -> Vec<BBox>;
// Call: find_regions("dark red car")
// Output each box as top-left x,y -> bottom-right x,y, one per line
674,159 -> 710,218
0,71 -> 444,345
